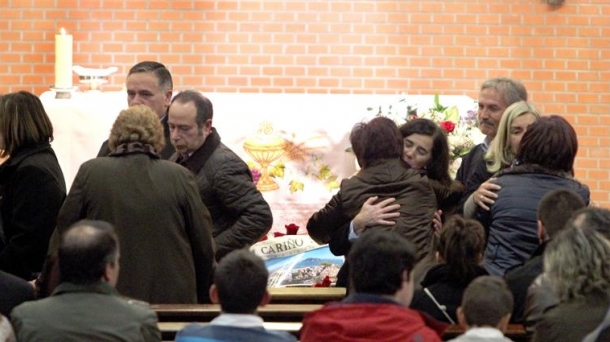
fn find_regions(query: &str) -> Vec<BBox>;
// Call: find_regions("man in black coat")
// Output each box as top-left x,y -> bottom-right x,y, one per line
456,77 -> 527,212
168,90 -> 272,260
96,61 -> 175,159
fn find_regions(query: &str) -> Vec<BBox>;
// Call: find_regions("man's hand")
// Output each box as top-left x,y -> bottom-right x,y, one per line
353,196 -> 400,234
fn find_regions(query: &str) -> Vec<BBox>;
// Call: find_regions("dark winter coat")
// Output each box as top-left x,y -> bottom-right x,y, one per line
171,128 -> 272,260
0,143 -> 66,280
55,143 -> 215,304
477,164 -> 590,276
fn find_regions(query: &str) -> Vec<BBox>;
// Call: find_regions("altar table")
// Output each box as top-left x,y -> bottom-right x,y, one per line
40,91 -> 475,234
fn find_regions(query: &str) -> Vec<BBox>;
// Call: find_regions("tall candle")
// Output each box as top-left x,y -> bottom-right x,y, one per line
54,28 -> 73,89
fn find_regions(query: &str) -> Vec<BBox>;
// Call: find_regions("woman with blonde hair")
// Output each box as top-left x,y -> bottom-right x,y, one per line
464,101 -> 540,217
55,104 -> 216,304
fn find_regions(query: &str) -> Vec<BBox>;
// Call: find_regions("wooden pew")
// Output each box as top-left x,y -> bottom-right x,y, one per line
268,287 -> 346,304
151,303 -> 321,323
443,324 -> 527,342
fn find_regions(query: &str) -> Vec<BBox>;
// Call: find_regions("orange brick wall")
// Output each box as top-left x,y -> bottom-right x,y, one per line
1,0 -> 609,206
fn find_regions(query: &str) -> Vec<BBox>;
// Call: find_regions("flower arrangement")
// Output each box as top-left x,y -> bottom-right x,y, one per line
368,94 -> 481,178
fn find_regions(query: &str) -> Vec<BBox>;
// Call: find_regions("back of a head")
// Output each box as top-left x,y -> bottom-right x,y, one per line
171,90 -> 214,127
480,77 -> 527,107
350,117 -> 402,169
461,276 -> 513,327
538,189 -> 586,239
128,61 -> 173,92
516,115 -> 577,175
348,231 -> 416,295
0,90 -> 54,157
108,105 -> 165,153
485,101 -> 540,173
544,227 -> 610,302
568,207 -> 610,240
214,249 -> 268,314
59,220 -> 119,285
438,216 -> 486,285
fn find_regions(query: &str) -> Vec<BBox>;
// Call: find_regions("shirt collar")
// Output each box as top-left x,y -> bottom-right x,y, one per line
210,314 -> 264,328
464,327 -> 505,338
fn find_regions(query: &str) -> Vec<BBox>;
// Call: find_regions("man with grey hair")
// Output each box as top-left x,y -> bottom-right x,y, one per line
456,77 -> 528,212
532,227 -> 610,342
97,61 -> 175,159
11,220 -> 161,342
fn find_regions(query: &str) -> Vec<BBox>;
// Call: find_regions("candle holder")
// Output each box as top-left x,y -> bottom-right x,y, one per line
72,66 -> 118,92
49,86 -> 77,99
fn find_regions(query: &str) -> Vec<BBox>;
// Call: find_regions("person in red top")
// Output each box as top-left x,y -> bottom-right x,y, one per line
300,230 -> 446,342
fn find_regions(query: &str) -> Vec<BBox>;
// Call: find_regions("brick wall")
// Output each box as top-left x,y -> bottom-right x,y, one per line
1,0 -> 609,206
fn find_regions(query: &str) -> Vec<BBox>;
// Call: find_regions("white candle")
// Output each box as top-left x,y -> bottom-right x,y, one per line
54,28 -> 73,89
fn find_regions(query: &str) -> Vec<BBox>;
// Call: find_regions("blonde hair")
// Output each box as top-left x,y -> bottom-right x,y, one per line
485,101 -> 540,173
108,105 -> 164,153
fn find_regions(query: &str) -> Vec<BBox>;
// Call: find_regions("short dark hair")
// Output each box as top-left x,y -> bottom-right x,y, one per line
516,115 -> 578,175
568,207 -> 610,240
58,220 -> 119,285
214,249 -> 268,314
538,189 -> 586,238
349,231 -> 417,295
0,91 -> 54,157
461,276 -> 514,327
438,216 -> 486,285
480,77 -> 528,106
350,117 -> 402,169
171,90 -> 214,128
128,61 -> 173,92
399,118 -> 451,185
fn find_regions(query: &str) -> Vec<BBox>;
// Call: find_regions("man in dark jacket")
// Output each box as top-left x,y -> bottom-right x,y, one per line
97,61 -> 175,159
504,189 -> 585,324
456,77 -> 527,212
168,90 -> 273,260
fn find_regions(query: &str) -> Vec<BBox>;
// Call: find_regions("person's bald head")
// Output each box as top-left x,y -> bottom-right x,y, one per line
59,220 -> 120,286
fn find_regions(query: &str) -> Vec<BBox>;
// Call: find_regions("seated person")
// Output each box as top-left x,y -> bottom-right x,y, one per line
505,189 -> 585,324
532,227 -> 610,342
410,216 -> 488,323
300,231 -> 446,342
448,276 -> 514,342
0,270 -> 35,318
523,206 -> 610,334
11,220 -> 161,342
174,249 -> 296,342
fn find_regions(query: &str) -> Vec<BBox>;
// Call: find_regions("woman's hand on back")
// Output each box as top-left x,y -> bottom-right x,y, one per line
353,196 -> 400,234
473,178 -> 501,211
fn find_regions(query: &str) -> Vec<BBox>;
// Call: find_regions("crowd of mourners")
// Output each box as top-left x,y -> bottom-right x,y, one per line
1,63 -> 608,342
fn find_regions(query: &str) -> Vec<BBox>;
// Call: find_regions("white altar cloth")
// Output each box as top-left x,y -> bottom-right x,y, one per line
40,91 -> 475,234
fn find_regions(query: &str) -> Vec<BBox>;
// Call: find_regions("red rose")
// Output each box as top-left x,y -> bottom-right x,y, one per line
285,223 -> 299,235
273,232 -> 285,238
439,120 -> 456,133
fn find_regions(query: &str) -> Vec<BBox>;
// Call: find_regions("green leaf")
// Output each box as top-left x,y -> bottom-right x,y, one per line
444,106 -> 460,123
289,180 -> 304,193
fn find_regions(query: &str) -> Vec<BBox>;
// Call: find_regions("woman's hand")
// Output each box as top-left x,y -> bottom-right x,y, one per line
433,209 -> 443,237
473,178 -> 501,211
353,196 -> 400,234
